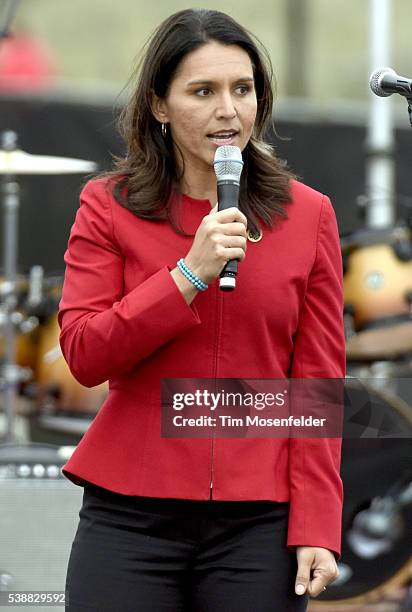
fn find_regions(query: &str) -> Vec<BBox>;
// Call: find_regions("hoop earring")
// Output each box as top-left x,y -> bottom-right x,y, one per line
161,123 -> 167,138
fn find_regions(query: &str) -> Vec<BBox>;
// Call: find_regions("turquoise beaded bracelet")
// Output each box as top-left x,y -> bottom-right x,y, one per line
177,258 -> 208,291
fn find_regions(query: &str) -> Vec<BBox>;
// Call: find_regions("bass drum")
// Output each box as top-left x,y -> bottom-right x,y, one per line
313,377 -> 412,607
29,313 -> 108,445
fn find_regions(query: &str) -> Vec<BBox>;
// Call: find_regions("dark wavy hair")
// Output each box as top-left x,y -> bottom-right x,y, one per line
100,8 -> 295,235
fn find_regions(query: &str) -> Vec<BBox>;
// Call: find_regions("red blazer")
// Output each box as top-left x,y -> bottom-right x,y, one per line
58,177 -> 346,558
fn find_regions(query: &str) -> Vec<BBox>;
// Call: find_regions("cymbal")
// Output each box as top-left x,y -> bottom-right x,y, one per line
0,149 -> 97,175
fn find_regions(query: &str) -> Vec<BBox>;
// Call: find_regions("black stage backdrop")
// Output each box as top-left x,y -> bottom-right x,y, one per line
0,93 -> 411,276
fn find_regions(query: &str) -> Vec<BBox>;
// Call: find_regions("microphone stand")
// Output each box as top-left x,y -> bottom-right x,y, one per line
0,131 -> 33,443
407,99 -> 412,128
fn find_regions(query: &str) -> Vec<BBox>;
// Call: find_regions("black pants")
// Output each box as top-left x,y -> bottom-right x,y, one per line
65,483 -> 309,611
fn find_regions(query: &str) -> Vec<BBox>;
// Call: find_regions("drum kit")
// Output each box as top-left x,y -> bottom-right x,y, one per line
0,129 -> 412,606
0,129 -> 108,447
315,217 -> 412,607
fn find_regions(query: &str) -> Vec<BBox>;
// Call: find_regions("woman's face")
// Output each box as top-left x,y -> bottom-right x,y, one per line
153,41 -> 258,176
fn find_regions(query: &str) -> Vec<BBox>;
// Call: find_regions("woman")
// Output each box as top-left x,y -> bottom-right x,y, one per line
60,8 -> 344,611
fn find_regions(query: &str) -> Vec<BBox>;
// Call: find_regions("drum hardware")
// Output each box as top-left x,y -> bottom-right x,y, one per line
1,131 -> 31,442
393,238 -> 412,262
357,194 -> 412,236
0,129 -> 97,443
343,304 -> 356,340
347,470 -> 412,558
355,194 -> 368,219
0,304 -> 39,335
313,377 -> 412,605
340,223 -> 412,251
0,270 -> 61,409
25,264 -> 43,308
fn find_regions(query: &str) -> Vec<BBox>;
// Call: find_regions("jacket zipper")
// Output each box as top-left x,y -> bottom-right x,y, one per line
209,287 -> 222,500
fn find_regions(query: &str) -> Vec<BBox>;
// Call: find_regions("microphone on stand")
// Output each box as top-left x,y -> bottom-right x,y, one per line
213,145 -> 244,291
369,67 -> 412,98
370,67 -> 412,127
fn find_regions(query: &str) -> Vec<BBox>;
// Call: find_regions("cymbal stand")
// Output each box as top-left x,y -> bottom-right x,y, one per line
0,131 -> 33,442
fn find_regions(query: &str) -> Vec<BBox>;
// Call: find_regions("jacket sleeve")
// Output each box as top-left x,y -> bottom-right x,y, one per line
287,195 -> 345,560
58,180 -> 201,388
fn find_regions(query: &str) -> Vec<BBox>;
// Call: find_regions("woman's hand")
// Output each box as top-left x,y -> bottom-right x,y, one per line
294,546 -> 339,597
184,203 -> 248,285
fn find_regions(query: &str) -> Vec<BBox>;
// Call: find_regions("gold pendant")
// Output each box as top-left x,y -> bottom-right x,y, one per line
247,228 -> 263,242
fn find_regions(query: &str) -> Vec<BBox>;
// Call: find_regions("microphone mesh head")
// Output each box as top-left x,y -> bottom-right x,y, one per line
213,146 -> 243,182
369,67 -> 396,97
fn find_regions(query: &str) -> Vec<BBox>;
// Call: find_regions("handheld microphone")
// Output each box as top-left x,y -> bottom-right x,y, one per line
213,145 -> 244,291
369,67 -> 412,98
